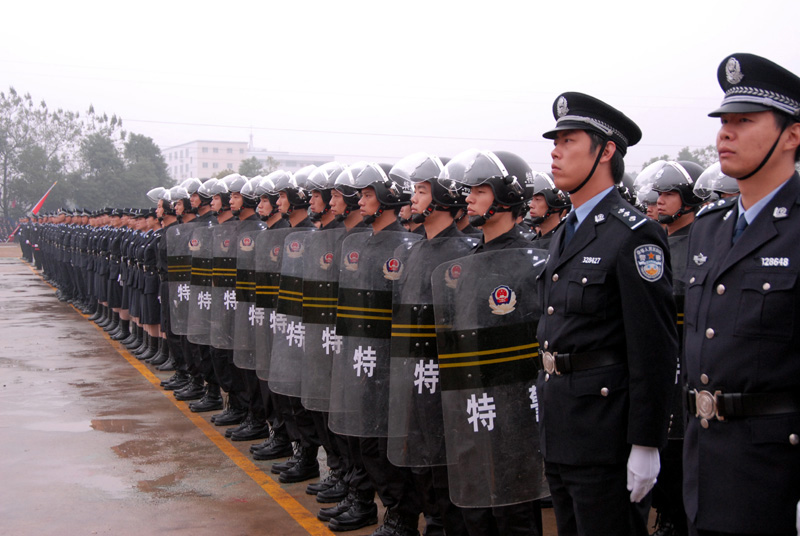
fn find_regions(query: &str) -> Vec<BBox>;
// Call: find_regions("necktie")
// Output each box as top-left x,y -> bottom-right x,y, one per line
732,213 -> 748,245
560,212 -> 578,254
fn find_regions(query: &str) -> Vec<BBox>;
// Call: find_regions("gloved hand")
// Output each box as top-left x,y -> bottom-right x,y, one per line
627,445 -> 659,503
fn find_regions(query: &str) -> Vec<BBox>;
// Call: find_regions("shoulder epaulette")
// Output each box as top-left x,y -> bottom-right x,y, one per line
696,197 -> 737,219
610,206 -> 648,230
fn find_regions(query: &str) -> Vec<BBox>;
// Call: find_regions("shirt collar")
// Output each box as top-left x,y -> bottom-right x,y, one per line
737,177 -> 792,224
569,186 -> 614,230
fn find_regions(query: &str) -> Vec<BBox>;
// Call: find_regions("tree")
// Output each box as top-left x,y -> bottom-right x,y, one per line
238,156 -> 263,177
212,169 -> 236,179
640,145 -> 718,172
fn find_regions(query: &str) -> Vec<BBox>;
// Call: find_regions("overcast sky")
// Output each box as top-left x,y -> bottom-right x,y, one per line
1,0 -> 798,173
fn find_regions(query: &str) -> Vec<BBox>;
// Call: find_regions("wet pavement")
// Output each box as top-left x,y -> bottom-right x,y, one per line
0,246 -> 564,536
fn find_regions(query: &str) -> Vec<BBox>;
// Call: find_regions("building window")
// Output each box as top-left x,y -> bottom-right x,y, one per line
202,162 -> 208,169
213,147 -> 219,154
227,148 -> 233,154
240,148 -> 245,154
212,163 -> 219,169
227,163 -> 233,169
202,147 -> 208,153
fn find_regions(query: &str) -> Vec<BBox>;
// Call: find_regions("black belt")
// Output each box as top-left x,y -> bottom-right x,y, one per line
687,389 -> 800,421
537,349 -> 624,375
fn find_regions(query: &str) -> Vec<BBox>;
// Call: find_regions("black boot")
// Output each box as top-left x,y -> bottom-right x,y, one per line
252,433 -> 293,460
133,330 -> 150,356
94,305 -> 109,326
271,444 -> 301,474
327,489 -> 378,531
371,508 -> 420,536
231,418 -> 271,442
107,313 -> 123,336
155,352 -> 176,371
111,319 -> 130,341
189,384 -> 224,412
162,371 -> 190,390
317,489 -> 355,522
174,380 -> 206,401
124,324 -> 142,349
278,446 -> 320,483
307,470 -> 341,495
148,338 -> 169,365
99,309 -> 115,329
137,333 -> 158,360
316,475 -> 348,503
212,402 -> 248,427
88,303 -> 103,321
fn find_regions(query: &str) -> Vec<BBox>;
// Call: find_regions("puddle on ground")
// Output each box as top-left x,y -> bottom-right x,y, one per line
25,420 -> 92,433
91,419 -> 146,434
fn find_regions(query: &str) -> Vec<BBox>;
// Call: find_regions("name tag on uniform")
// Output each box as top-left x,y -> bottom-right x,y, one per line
582,257 -> 601,264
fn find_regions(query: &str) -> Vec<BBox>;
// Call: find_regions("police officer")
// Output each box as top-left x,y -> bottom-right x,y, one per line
528,172 -> 571,249
535,92 -> 678,535
683,53 -> 800,536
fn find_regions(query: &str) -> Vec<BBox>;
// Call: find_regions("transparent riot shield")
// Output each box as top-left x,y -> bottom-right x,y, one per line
386,236 -> 478,467
186,222 -> 215,345
254,227 -> 297,380
431,247 -> 550,507
328,230 -> 422,437
268,229 -> 317,396
232,221 -> 268,369
300,228 -> 367,411
166,222 -> 198,336
209,221 -> 239,350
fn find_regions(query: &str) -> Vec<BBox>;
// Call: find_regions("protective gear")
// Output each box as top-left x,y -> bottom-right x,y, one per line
333,165 -> 363,221
350,162 -> 411,224
180,177 -> 203,194
166,221 -> 199,335
255,174 -> 281,220
386,235 -> 478,467
626,445 -> 660,503
186,221 -> 216,346
693,161 -> 739,199
618,172 -> 638,205
307,162 -> 345,220
439,149 -> 529,226
527,172 -> 571,225
196,178 -> 218,207
390,152 -> 466,225
239,176 -> 261,207
647,160 -> 704,224
225,173 -> 255,216
272,167 -> 315,212
209,221 -> 240,350
328,230 -> 422,437
146,187 -> 167,204
232,220 -> 268,369
431,247 -> 549,507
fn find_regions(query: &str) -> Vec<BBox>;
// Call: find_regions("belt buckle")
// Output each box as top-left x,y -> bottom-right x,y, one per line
542,351 -> 559,375
694,389 -> 724,422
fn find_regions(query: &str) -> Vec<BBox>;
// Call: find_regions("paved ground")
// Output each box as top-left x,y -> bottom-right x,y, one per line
0,244 -> 571,535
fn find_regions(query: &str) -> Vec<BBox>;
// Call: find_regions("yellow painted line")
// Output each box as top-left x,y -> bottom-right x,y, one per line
28,265 -> 333,536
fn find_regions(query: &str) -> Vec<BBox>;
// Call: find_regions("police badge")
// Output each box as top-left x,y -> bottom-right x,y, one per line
556,96 -> 569,118
489,285 -> 517,315
221,238 -> 231,253
319,251 -> 334,270
344,250 -> 359,271
239,236 -> 255,252
286,239 -> 304,259
188,238 -> 201,252
726,57 -> 744,85
634,244 -> 664,282
445,263 -> 462,289
269,245 -> 281,263
382,257 -> 403,280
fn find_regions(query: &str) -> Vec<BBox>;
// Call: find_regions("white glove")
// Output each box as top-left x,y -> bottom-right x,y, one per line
627,445 -> 659,503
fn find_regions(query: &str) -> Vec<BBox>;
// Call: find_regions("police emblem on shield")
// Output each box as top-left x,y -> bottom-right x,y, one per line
221,238 -> 231,252
382,257 -> 403,280
287,240 -> 304,258
269,245 -> 281,263
489,285 -> 517,315
445,263 -> 462,289
319,251 -> 334,270
634,244 -> 664,282
188,238 -> 201,251
239,236 -> 254,252
344,250 -> 359,271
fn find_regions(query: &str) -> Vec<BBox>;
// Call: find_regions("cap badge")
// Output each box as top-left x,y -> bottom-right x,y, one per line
726,57 -> 744,85
556,96 -> 569,118
773,207 -> 788,219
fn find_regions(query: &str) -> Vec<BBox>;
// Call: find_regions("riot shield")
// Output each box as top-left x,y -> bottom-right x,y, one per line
386,236 -> 478,467
209,221 -> 240,350
254,227 -> 297,380
268,229 -> 316,396
328,230 -> 422,437
300,228 -> 364,411
232,221 -> 268,369
431,247 -> 549,507
166,222 -> 198,336
186,222 -> 216,345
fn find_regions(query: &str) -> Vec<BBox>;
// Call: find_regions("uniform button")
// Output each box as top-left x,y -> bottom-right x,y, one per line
716,284 -> 725,295
552,274 -> 559,282
700,374 -> 709,385
600,387 -> 609,397
701,418 -> 709,429
705,328 -> 715,339
581,277 -> 588,284
545,373 -> 550,382
543,341 -> 549,350
689,276 -> 696,284
763,282 -> 771,291
790,434 -> 799,446
547,306 -> 554,315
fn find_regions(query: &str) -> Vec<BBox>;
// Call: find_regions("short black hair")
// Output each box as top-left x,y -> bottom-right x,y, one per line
587,131 -> 626,183
773,111 -> 800,163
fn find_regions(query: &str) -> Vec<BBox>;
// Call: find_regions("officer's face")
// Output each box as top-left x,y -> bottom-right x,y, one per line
717,111 -> 781,178
411,182 -> 432,215
230,192 -> 244,212
156,200 -> 165,219
190,193 -> 201,209
175,201 -> 185,216
310,191 -> 327,214
657,191 -> 683,218
329,190 -> 347,216
358,187 -> 380,216
550,129 -> 598,192
277,192 -> 291,214
257,197 -> 273,217
529,194 -> 549,219
645,203 -> 659,220
465,184 -> 494,217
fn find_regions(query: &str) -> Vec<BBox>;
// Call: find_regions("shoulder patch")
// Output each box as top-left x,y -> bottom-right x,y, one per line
696,197 -> 736,219
610,206 -> 647,230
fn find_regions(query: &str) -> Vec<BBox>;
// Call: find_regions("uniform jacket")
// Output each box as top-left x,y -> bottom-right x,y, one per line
683,173 -> 800,534
536,187 -> 678,465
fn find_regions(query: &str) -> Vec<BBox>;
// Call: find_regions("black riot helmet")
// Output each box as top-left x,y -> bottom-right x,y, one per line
345,161 -> 412,224
178,178 -> 204,213
254,174 -> 281,220
225,173 -> 257,215
618,172 -> 637,205
272,168 -> 313,212
199,178 -> 231,216
307,162 -> 345,220
196,177 -> 218,207
168,185 -> 192,219
528,172 -> 571,225
694,161 -> 739,200
438,149 -> 529,226
390,152 -> 463,223
332,164 -> 364,221
239,176 -> 261,208
147,186 -> 176,218
647,160 -> 705,224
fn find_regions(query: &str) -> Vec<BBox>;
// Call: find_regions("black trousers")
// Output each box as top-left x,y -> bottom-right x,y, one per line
360,436 -> 421,523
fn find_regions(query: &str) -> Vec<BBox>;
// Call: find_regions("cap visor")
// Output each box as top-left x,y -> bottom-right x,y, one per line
708,102 -> 772,117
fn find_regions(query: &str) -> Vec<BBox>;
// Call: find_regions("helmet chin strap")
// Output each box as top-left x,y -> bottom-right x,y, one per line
363,206 -> 385,225
568,139 -> 608,195
732,124 -> 787,180
469,204 -> 503,227
657,205 -> 690,225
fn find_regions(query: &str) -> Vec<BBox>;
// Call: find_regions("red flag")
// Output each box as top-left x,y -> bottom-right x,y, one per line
31,181 -> 57,216
7,223 -> 20,242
